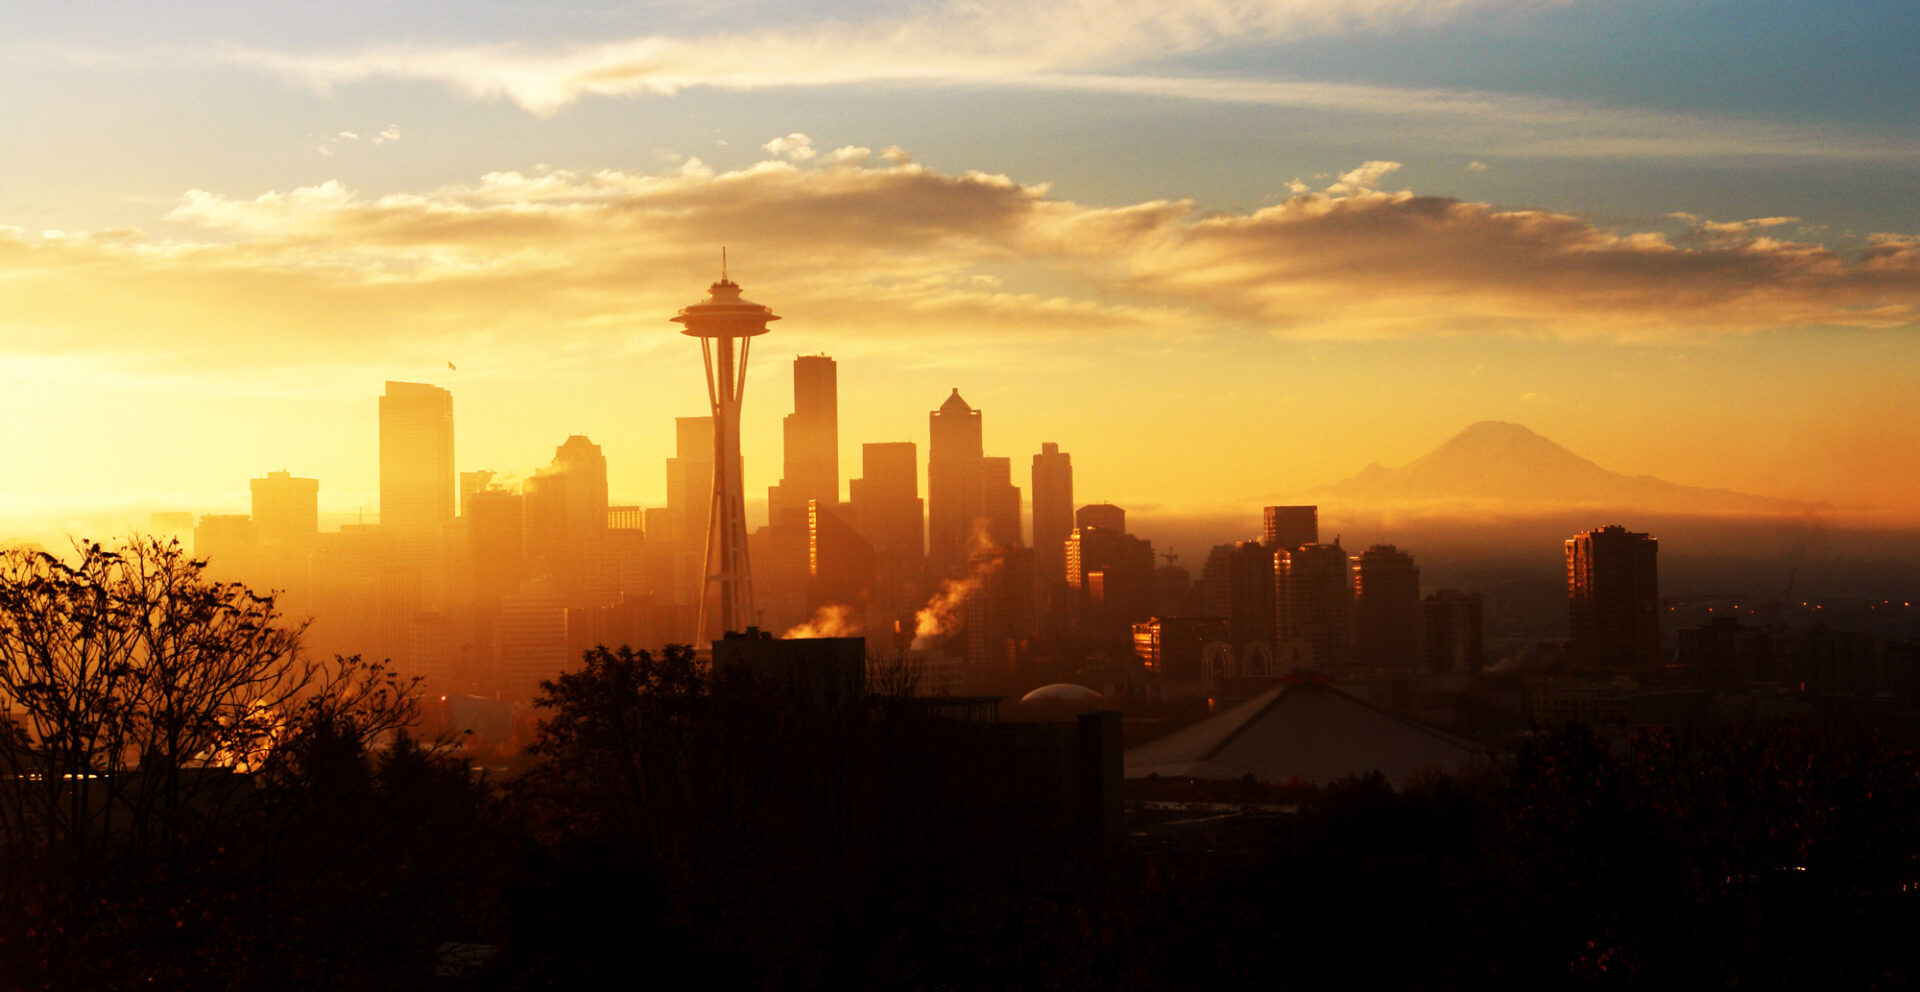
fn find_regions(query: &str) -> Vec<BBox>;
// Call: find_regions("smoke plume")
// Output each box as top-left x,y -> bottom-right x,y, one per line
910,526 -> 1006,650
784,604 -> 860,639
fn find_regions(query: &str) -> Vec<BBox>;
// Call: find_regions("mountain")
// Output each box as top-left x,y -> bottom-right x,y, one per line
1310,421 -> 1809,515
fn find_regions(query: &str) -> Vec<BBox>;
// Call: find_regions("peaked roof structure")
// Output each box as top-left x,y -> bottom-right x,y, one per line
1125,681 -> 1488,787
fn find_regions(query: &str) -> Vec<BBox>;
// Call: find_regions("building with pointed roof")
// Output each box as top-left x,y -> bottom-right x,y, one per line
1124,680 -> 1487,787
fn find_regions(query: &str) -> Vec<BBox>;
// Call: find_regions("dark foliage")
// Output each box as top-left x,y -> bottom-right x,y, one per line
488,644 -> 1114,991
8,547 -> 1920,990
0,539 -> 500,991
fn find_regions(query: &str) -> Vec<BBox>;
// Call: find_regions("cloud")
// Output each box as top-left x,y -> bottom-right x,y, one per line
1013,73 -> 1920,162
762,133 -> 816,161
1326,160 -> 1401,194
196,2 -> 1920,165
4,154 -> 1920,372
224,0 -> 1563,113
315,124 -> 402,156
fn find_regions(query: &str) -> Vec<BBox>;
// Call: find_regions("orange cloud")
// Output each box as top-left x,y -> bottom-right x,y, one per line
3,155 -> 1920,372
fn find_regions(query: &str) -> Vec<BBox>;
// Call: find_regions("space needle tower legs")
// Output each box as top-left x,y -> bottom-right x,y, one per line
673,255 -> 780,639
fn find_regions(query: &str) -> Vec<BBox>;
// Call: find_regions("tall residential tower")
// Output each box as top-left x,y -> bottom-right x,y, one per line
1566,525 -> 1660,672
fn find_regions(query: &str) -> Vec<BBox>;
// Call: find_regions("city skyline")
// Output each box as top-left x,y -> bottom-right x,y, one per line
7,7 -> 1920,983
5,2 -> 1920,545
1,362 -> 1898,552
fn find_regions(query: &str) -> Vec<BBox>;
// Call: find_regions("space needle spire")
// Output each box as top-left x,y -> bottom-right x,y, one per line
673,254 -> 779,638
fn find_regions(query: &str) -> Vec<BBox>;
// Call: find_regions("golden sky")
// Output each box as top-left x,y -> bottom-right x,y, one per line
4,1 -> 1919,544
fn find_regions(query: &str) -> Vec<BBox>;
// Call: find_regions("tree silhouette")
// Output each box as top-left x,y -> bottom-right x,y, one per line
0,536 -> 463,990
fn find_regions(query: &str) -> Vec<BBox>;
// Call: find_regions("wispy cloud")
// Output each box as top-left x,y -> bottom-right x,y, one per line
223,0 -> 1563,113
4,149 -> 1919,371
218,32 -> 1920,163
1008,73 -> 1920,162
316,124 -> 401,156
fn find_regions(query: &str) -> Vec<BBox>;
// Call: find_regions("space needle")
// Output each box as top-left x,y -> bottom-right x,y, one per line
673,253 -> 779,638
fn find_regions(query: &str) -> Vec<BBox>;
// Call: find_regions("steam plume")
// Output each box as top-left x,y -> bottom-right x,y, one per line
911,526 -> 1006,650
784,604 -> 861,639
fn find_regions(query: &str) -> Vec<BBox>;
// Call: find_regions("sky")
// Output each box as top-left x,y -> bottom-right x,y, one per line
4,0 -> 1920,546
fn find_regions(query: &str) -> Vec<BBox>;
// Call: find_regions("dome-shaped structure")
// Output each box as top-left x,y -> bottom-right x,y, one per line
1018,683 -> 1104,707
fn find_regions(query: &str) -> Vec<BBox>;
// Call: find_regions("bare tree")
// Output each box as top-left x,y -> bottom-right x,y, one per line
0,536 -> 415,899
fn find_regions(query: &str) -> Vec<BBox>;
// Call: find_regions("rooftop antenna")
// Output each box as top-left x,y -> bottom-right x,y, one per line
721,246 -> 728,282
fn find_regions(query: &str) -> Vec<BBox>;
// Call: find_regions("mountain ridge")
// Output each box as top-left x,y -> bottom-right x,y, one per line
1306,421 -> 1809,515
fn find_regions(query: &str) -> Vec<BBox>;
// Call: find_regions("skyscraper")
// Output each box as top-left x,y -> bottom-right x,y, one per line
251,469 -> 318,589
524,435 -> 612,608
378,381 -> 455,539
978,456 -> 1021,553
1031,442 -> 1073,585
1065,513 -> 1154,647
1353,544 -> 1421,669
193,514 -> 255,578
927,389 -> 985,579
1280,542 -> 1352,667
1262,505 -> 1318,553
1423,589 -> 1484,675
664,417 -> 715,548
251,470 -> 318,558
927,390 -> 1024,581
769,355 -> 839,522
654,416 -> 716,641
1566,525 -> 1660,673
1199,541 -> 1276,653
1076,503 -> 1126,534
848,442 -> 923,619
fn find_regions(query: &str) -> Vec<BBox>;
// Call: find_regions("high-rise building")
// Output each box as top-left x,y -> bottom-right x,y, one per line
1133,616 -> 1231,681
1031,443 -> 1073,586
848,442 -> 924,620
1280,542 -> 1352,667
251,470 -> 318,557
1076,503 -> 1126,534
928,389 -> 985,579
459,470 -> 500,519
1423,589 -> 1485,675
655,417 -> 717,641
978,456 -> 1021,553
1262,505 -> 1318,553
251,470 -> 318,589
466,486 -> 526,606
549,435 -> 609,538
525,435 -> 612,608
193,514 -> 255,578
1566,525 -> 1660,673
378,381 -> 455,538
769,355 -> 839,522
962,546 -> 1035,678
1199,541 -> 1276,652
664,417 -> 715,548
925,390 -> 1021,576
1066,516 -> 1154,647
496,577 -> 569,702
1353,544 -> 1421,669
